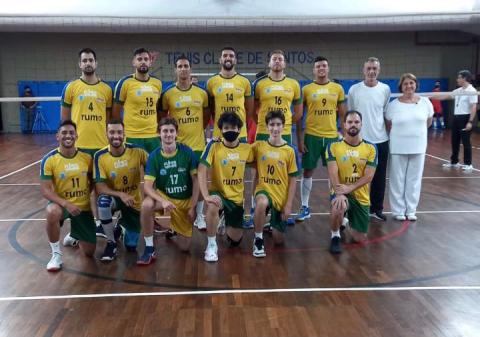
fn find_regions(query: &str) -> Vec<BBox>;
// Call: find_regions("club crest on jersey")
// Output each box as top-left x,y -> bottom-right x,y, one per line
110,171 -> 117,179
64,163 -> 79,171
164,160 -> 177,169
221,159 -> 228,166
160,169 -> 167,176
216,88 -> 223,94
59,172 -> 66,180
261,155 -> 267,161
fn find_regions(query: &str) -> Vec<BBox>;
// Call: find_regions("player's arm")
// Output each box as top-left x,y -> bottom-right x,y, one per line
111,102 -> 122,120
188,172 -> 200,222
245,96 -> 254,123
253,99 -> 260,124
40,180 -> 81,216
465,102 -> 478,131
282,175 -> 297,221
337,101 -> 347,125
197,162 -> 221,208
95,182 -> 134,208
106,107 -> 112,122
60,106 -> 71,122
208,96 -> 216,121
143,179 -> 176,212
334,166 -> 376,196
291,101 -> 303,123
327,160 -> 347,211
203,106 -> 211,129
296,104 -> 306,153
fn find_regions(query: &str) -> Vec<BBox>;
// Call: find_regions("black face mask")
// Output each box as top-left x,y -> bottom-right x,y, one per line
222,131 -> 239,142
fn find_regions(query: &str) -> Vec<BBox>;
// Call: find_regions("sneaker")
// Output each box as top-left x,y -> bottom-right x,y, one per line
96,224 -> 107,239
62,232 -> 79,247
295,206 -> 311,222
462,164 -> 473,171
393,214 -> 406,221
442,163 -> 462,169
287,217 -> 295,226
194,214 -> 207,230
217,213 -> 226,236
165,229 -> 177,240
369,210 -> 387,221
329,236 -> 342,254
46,252 -> 63,271
243,208 -> 255,229
136,246 -> 156,265
340,217 -> 349,232
100,241 -> 117,262
113,225 -> 122,242
204,244 -> 218,262
253,237 -> 266,257
406,214 -> 417,221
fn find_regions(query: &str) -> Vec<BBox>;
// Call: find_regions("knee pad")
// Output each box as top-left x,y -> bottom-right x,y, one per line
97,195 -> 114,220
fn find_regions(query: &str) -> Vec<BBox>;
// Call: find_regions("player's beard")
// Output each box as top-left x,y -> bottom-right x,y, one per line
222,61 -> 234,71
347,127 -> 359,137
110,139 -> 123,148
83,67 -> 95,76
137,65 -> 149,74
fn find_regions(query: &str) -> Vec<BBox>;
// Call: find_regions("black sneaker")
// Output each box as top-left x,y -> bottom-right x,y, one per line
369,210 -> 387,221
253,237 -> 266,257
165,229 -> 177,240
100,241 -> 117,261
329,236 -> 342,254
96,225 -> 107,239
113,225 -> 122,242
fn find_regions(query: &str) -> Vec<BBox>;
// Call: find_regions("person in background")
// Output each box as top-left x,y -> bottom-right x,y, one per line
21,86 -> 38,133
430,80 -> 445,129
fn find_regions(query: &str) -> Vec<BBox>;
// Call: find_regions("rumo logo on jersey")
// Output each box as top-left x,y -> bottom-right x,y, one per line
164,161 -> 177,169
165,185 -> 188,194
266,151 -> 280,159
114,159 -> 128,169
346,150 -> 359,157
64,163 -> 79,171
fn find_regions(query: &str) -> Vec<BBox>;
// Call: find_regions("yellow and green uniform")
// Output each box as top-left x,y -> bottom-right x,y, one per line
145,143 -> 198,237
206,73 -> 252,139
326,140 -> 377,233
302,81 -> 345,169
161,84 -> 208,153
40,148 -> 95,243
61,79 -> 113,150
114,74 -> 162,139
253,76 -> 301,137
93,144 -> 148,211
252,140 -> 299,231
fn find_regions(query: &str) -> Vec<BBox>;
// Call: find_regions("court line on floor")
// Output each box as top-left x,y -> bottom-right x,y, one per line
426,153 -> 480,172
0,160 -> 41,181
1,285 -> 480,302
1,209 -> 479,222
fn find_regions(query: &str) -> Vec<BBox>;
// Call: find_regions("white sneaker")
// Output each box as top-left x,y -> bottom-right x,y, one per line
393,215 -> 406,221
204,244 -> 218,262
462,164 -> 473,171
47,252 -> 63,271
194,214 -> 207,230
442,163 -> 462,169
406,214 -> 417,221
62,233 -> 79,247
217,213 -> 226,236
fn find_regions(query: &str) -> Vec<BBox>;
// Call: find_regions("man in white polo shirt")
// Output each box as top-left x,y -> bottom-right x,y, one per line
347,57 -> 390,221
441,70 -> 478,171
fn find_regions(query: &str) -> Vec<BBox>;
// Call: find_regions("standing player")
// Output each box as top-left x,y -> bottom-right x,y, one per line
94,119 -> 149,261
253,50 -> 302,143
61,47 -> 113,243
347,57 -> 390,221
326,110 -> 377,254
113,48 -> 162,154
160,55 -> 210,230
296,56 -> 346,221
40,120 -> 96,271
251,110 -> 299,258
207,47 -> 253,143
199,112 -> 253,262
137,117 -> 199,265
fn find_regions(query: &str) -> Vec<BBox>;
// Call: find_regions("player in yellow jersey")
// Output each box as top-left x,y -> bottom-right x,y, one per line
160,55 -> 210,230
61,48 -> 113,242
251,110 -> 299,258
253,50 -> 303,143
326,110 -> 377,254
94,119 -> 149,261
206,47 -> 254,142
199,112 -> 253,262
40,120 -> 96,271
296,56 -> 346,222
113,48 -> 162,153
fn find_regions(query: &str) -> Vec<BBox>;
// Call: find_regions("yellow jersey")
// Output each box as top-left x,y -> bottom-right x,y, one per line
254,76 -> 301,136
161,84 -> 208,152
61,79 -> 113,149
252,140 -> 299,210
114,74 -> 162,138
93,144 -> 149,211
40,148 -> 92,211
303,81 -> 345,138
326,140 -> 377,205
206,73 -> 252,139
200,140 -> 253,205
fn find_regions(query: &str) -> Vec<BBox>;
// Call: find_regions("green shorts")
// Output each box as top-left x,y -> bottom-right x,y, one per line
62,209 -> 96,244
302,134 -> 338,169
112,197 -> 141,233
126,136 -> 160,154
255,133 -> 292,144
79,148 -> 101,158
346,195 -> 370,234
210,191 -> 244,229
255,190 -> 287,233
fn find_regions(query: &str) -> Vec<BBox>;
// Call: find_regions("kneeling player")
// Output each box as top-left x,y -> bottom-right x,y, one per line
252,110 -> 299,257
137,117 -> 199,265
199,112 -> 253,262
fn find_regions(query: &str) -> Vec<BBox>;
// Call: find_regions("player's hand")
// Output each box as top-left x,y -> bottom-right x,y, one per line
187,207 -> 197,223
298,141 -> 308,154
463,122 -> 473,131
161,199 -> 176,212
281,203 -> 292,221
64,201 -> 81,216
331,195 -> 348,211
335,184 -> 352,195
205,195 -> 222,208
120,193 -> 135,208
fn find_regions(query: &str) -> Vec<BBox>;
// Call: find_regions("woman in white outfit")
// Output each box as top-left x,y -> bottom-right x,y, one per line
386,73 -> 433,221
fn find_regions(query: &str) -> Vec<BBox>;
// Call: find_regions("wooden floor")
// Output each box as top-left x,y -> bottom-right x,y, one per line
0,130 -> 480,337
